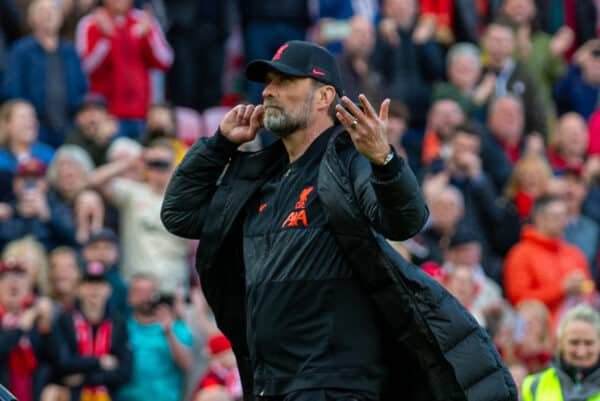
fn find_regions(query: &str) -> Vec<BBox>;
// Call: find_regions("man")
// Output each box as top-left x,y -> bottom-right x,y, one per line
421,98 -> 465,168
547,112 -> 589,174
1,0 -> 88,148
47,246 -> 81,310
76,0 -> 173,139
53,261 -> 132,401
0,158 -> 76,251
116,274 -> 192,401
82,229 -> 128,314
161,40 -> 516,401
504,195 -> 592,321
90,139 -> 189,294
481,18 -> 547,137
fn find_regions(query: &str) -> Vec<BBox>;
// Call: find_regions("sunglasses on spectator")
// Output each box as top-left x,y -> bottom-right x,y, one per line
146,159 -> 172,170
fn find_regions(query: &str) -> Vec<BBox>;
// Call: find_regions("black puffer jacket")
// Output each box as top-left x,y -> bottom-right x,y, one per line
161,127 -> 517,401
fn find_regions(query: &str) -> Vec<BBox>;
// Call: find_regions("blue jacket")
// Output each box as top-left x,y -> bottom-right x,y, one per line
553,64 -> 600,120
1,36 -> 88,145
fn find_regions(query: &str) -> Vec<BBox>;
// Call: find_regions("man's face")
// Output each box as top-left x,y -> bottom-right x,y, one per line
56,158 -> 88,198
76,107 -> 107,138
103,0 -> 133,15
450,132 -> 481,168
128,277 -> 156,314
483,25 -> 515,66
430,191 -> 464,231
49,252 -> 80,297
144,146 -> 175,189
446,242 -> 482,267
488,98 -> 524,144
6,103 -> 38,145
79,280 -> 111,308
533,200 -> 568,238
383,0 -> 417,23
344,17 -> 375,58
83,240 -> 119,268
29,0 -> 63,35
429,100 -> 464,141
0,272 -> 30,307
564,175 -> 587,212
262,72 -> 317,138
446,266 -> 476,306
557,114 -> 589,158
146,107 -> 176,138
560,320 -> 600,369
448,54 -> 481,90
502,0 -> 535,25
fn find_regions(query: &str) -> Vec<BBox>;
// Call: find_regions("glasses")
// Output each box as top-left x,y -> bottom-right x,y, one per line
146,159 -> 172,170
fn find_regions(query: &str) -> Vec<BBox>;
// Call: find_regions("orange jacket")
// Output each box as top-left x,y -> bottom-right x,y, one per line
503,226 -> 590,317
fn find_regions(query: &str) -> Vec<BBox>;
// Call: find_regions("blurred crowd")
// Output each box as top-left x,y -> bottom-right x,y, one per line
2,0 -> 600,400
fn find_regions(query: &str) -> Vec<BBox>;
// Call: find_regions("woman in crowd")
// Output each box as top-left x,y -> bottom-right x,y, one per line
521,304 -> 600,400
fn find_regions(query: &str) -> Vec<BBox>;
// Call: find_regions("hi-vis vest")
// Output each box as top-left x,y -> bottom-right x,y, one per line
522,367 -> 600,401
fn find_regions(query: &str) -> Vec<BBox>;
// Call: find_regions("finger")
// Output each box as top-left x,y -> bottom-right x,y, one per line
358,94 -> 378,119
235,105 -> 246,125
335,105 -> 358,131
340,96 -> 366,123
249,105 -> 264,130
379,98 -> 390,122
242,104 -> 255,123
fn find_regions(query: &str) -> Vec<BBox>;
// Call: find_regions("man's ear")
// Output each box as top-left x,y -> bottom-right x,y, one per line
318,85 -> 336,109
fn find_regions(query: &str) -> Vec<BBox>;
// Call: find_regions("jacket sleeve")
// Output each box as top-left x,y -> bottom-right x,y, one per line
76,15 -> 111,74
161,132 -> 238,239
350,151 -> 429,241
141,19 -> 173,70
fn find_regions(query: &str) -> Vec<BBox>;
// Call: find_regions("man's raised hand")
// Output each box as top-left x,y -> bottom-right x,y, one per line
335,94 -> 391,165
219,104 -> 264,145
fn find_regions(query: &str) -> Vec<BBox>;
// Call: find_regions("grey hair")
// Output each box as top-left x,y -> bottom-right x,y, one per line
488,93 -> 524,117
107,137 -> 143,161
46,144 -> 95,187
447,42 -> 481,70
557,304 -> 600,343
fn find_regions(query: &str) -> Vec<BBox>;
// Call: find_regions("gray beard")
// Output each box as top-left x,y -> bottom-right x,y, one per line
262,92 -> 313,138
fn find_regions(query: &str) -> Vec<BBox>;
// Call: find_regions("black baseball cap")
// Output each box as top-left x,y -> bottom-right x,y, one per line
246,40 -> 344,95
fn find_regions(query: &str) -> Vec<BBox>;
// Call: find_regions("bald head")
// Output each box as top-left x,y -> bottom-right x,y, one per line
28,0 -> 62,36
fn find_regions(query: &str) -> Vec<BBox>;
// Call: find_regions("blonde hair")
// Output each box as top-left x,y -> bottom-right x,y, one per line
557,304 -> 600,344
0,99 -> 33,146
504,155 -> 553,199
2,236 -> 49,295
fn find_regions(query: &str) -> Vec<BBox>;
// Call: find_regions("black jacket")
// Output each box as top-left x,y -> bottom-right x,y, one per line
161,127 -> 517,401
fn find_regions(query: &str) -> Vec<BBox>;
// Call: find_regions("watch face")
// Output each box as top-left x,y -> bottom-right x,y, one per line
384,152 -> 394,165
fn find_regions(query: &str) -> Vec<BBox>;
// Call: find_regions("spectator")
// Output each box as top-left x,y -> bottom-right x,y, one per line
372,0 -> 445,128
562,169 -> 600,283
116,273 -> 193,401
53,261 -> 132,401
47,246 -> 80,310
2,236 -> 49,296
76,0 -> 173,139
503,195 -> 592,321
64,94 -> 115,167
512,300 -> 553,374
503,155 -> 554,221
46,144 -> 95,214
0,99 -> 54,176
239,0 -> 310,103
90,139 -> 189,294
432,42 -> 496,120
521,304 -> 600,400
0,260 -> 54,401
500,0 -> 571,119
74,188 -> 105,244
481,18 -> 548,137
414,184 -> 465,265
554,39 -> 600,120
1,0 -> 88,148
547,112 -> 589,174
105,138 -> 144,182
336,16 -> 382,103
444,263 -> 488,326
143,103 -> 187,164
164,0 -> 229,112
193,333 -> 241,401
0,158 -> 76,251
420,98 -> 465,168
81,229 -> 128,314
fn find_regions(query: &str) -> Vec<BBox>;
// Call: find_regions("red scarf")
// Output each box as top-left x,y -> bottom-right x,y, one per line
73,313 -> 112,401
0,300 -> 38,401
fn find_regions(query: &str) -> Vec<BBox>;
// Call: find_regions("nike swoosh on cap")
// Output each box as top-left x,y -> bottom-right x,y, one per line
312,68 -> 326,76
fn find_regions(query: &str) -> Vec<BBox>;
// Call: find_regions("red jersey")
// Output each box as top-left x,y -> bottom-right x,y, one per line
76,9 -> 173,119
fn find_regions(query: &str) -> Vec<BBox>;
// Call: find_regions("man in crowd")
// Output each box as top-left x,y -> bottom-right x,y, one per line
1,0 -> 87,148
116,273 -> 193,401
161,40 -> 515,401
53,261 -> 131,401
504,195 -> 592,321
76,0 -> 173,139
